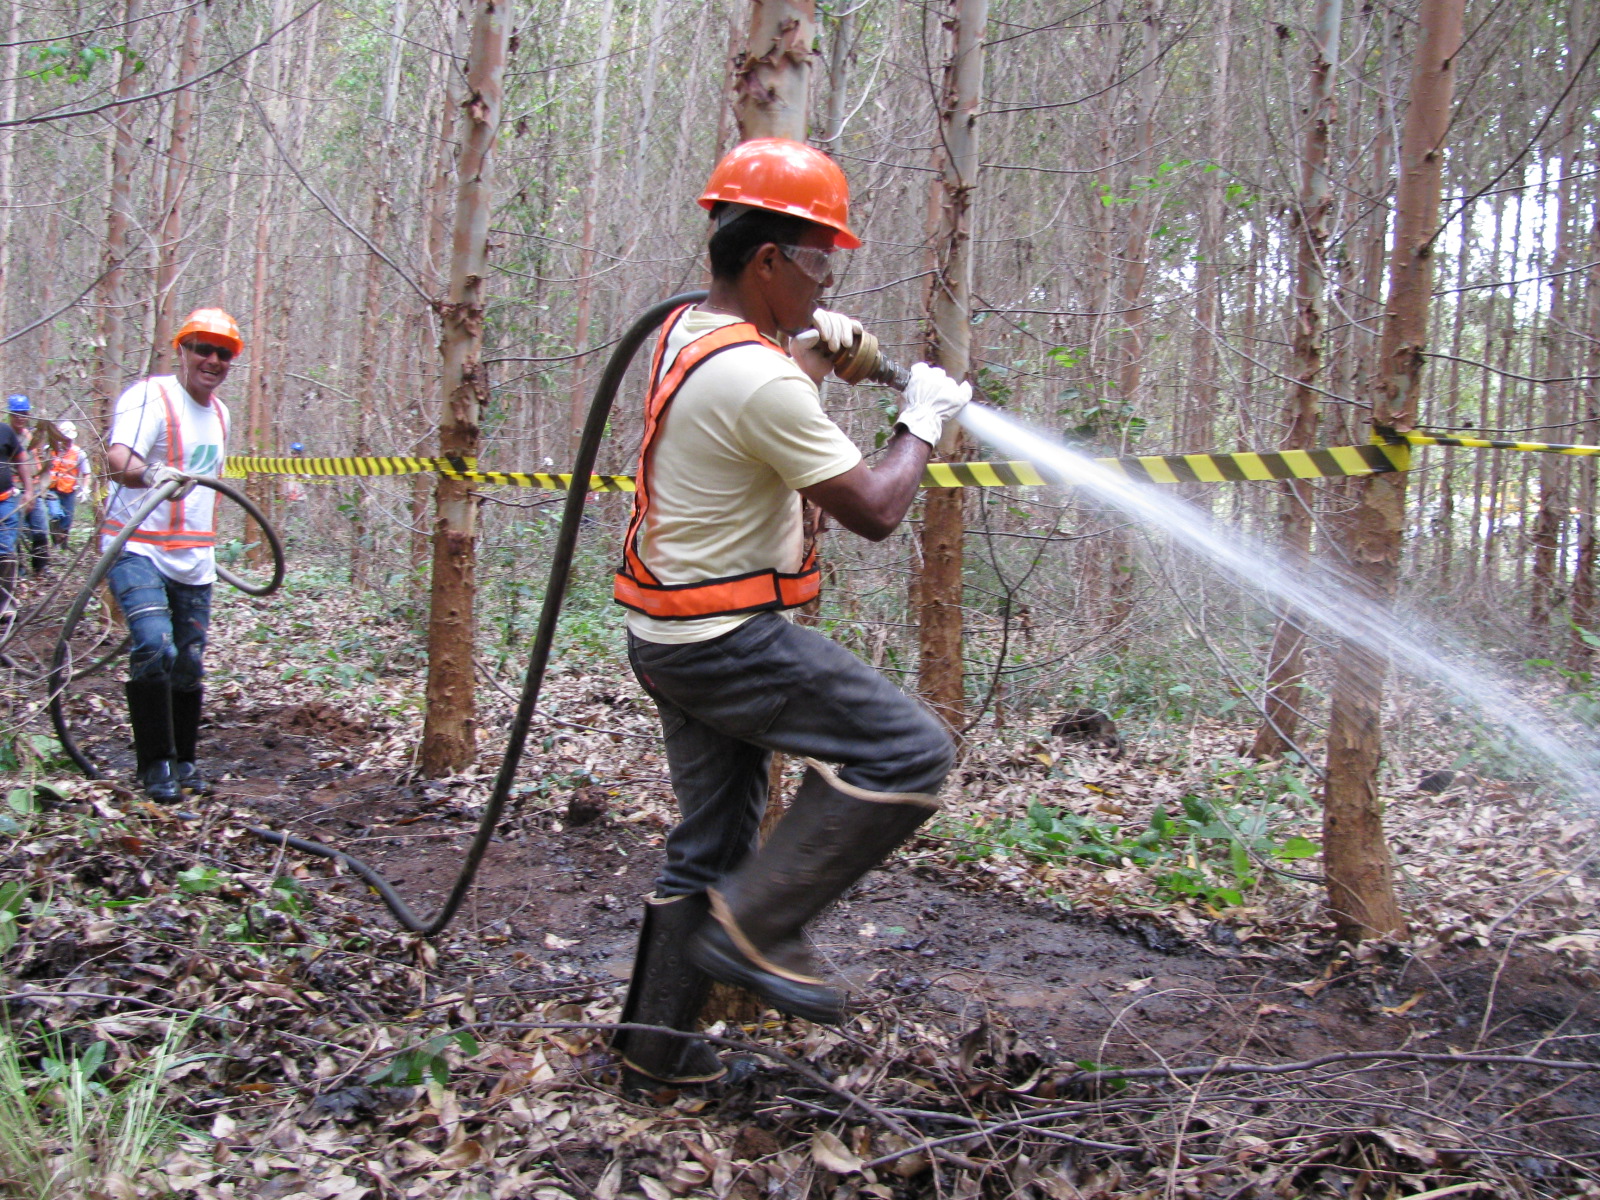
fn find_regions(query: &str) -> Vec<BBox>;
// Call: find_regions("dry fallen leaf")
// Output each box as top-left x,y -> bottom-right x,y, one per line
811,1130 -> 863,1174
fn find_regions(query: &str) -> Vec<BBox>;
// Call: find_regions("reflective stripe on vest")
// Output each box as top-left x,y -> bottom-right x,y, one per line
612,306 -> 821,620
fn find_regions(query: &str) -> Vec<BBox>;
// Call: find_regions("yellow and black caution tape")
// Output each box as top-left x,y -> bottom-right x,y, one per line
224,454 -> 474,479
1401,432 -> 1600,457
225,442 -> 1412,490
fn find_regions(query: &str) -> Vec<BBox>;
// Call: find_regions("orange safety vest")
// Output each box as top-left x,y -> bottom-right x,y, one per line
101,380 -> 229,551
50,445 -> 82,493
613,306 -> 821,620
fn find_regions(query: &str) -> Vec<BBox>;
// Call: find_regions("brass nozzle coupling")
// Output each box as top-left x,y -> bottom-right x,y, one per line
829,331 -> 912,392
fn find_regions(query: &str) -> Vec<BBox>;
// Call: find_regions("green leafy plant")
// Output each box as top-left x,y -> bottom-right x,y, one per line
367,1029 -> 480,1087
0,1019 -> 192,1198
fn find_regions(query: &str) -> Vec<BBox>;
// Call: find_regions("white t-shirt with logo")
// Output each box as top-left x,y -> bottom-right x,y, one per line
626,308 -> 862,645
103,376 -> 230,586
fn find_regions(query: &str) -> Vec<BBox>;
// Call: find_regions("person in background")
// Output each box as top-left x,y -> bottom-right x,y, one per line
283,442 -> 307,505
45,420 -> 87,551
102,309 -> 238,802
0,397 -> 34,615
7,395 -> 49,576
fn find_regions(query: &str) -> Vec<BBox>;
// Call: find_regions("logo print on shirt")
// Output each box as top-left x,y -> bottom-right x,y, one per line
188,444 -> 221,476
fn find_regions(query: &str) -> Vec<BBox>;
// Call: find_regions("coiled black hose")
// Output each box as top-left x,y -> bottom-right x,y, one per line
49,473 -> 286,779
244,291 -> 707,935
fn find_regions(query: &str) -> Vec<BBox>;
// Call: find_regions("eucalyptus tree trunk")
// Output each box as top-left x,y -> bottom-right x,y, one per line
414,1 -> 464,611
149,2 -> 207,374
1323,0 -> 1464,942
1569,207 -> 1600,671
918,0 -> 986,733
1183,0 -> 1230,466
1104,6 -> 1160,648
1530,58 -> 1583,638
422,0 -> 509,775
732,0 -> 815,140
1249,0 -> 1342,762
822,4 -> 857,147
0,0 -> 20,381
353,0 -> 409,592
96,0 -> 143,432
563,0 -> 615,459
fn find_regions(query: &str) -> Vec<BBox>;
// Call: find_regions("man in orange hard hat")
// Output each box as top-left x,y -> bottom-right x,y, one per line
101,308 -> 239,802
612,139 -> 970,1091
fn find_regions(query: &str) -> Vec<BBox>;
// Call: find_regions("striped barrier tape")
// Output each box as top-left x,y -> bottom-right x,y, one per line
225,442 -> 1411,490
1400,432 -> 1600,457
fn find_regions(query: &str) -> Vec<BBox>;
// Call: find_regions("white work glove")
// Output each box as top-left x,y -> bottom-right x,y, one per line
140,463 -> 188,491
896,362 -> 971,447
789,308 -> 865,384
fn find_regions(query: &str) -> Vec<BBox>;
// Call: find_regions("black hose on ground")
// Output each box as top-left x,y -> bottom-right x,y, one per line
49,474 -> 286,779
245,291 -> 707,936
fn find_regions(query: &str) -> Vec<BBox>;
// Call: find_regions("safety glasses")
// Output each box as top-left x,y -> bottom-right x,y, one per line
777,243 -> 837,284
185,342 -> 234,362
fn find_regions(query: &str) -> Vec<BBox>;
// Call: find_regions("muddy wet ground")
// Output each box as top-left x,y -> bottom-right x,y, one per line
48,664 -> 1600,1166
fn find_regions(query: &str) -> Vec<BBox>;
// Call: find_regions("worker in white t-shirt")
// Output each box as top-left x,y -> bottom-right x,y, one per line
611,139 -> 970,1092
102,309 -> 239,802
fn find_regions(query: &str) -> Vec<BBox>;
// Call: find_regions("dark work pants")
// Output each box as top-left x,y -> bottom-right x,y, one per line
628,612 -> 955,897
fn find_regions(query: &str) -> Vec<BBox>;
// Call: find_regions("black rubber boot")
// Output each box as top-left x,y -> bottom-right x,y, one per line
125,680 -> 180,802
615,893 -> 725,1092
690,760 -> 939,1024
28,535 -> 47,577
0,554 -> 16,618
171,688 -> 210,795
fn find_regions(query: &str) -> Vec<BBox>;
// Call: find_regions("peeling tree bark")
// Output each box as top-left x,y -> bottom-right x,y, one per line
422,0 -> 509,776
919,0 -> 986,734
149,2 -> 207,374
731,0 -> 814,141
1322,0 -> 1464,942
95,0 -> 143,435
1250,0 -> 1342,762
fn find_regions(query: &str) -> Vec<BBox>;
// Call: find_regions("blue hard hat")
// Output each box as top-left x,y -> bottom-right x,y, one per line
6,394 -> 30,414
289,442 -> 304,453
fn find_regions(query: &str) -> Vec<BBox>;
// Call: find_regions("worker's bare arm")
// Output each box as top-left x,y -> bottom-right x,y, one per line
800,429 -> 932,542
106,444 -> 151,487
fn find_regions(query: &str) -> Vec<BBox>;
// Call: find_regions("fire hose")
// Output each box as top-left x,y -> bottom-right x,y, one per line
51,292 -> 910,937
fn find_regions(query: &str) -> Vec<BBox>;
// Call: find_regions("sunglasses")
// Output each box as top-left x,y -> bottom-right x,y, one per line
184,341 -> 234,362
777,243 -> 837,284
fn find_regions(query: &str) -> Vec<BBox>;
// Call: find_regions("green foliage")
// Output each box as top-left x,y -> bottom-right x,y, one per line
367,1030 -> 480,1087
1529,625 -> 1600,725
0,882 -> 27,954
28,42 -> 132,85
0,1018 -> 192,1198
947,761 -> 1317,909
175,865 -> 228,895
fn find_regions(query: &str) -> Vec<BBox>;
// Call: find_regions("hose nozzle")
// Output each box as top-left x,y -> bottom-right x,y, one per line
829,331 -> 911,392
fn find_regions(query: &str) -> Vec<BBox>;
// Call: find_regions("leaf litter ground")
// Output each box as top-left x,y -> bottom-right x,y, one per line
4,574 -> 1599,1199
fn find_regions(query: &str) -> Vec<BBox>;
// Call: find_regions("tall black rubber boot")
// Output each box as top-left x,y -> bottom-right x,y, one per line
171,687 -> 211,795
28,533 -> 47,577
690,760 -> 939,1024
0,554 -> 16,619
125,680 -> 180,802
615,892 -> 725,1091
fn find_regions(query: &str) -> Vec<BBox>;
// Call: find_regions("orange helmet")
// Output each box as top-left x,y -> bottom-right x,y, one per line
173,308 -> 243,357
699,138 -> 861,250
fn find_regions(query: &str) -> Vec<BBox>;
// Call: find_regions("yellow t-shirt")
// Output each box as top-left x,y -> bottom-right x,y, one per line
626,307 -> 862,645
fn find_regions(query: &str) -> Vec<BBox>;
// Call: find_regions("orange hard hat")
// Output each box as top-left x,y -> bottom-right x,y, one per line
699,138 -> 861,250
173,308 -> 243,357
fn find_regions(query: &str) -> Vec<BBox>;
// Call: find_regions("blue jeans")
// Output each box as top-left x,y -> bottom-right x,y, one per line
44,489 -> 76,534
105,551 -> 212,688
20,496 -> 46,545
0,493 -> 16,556
629,612 -> 955,896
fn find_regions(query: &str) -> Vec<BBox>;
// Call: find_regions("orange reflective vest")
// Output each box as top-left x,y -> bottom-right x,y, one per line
613,306 -> 821,620
50,445 -> 82,493
101,380 -> 229,551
